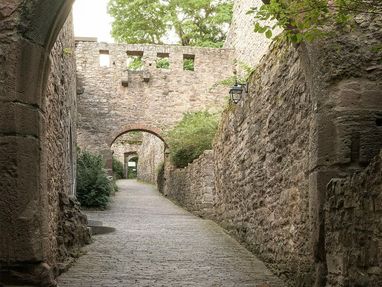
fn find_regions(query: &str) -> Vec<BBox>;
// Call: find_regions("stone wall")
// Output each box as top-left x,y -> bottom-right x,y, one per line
111,132 -> 164,182
111,132 -> 142,164
224,0 -> 281,74
0,10 -> 90,285
136,133 -> 165,184
162,151 -> 215,218
325,152 -> 382,287
164,13 -> 382,286
75,41 -> 234,162
43,14 -> 90,279
214,41 -> 314,285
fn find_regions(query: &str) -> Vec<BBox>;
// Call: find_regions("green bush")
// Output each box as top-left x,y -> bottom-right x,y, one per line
76,150 -> 112,208
127,168 -> 137,179
128,56 -> 144,70
166,111 -> 219,168
156,57 -> 170,69
183,58 -> 194,71
157,162 -> 165,193
112,157 -> 124,179
112,178 -> 119,193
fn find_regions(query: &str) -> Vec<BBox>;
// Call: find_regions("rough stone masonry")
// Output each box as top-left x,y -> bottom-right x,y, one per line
161,9 -> 382,287
0,8 -> 90,286
75,41 -> 234,167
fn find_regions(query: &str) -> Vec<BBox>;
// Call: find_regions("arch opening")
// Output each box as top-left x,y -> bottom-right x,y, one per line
111,130 -> 166,185
108,124 -> 167,147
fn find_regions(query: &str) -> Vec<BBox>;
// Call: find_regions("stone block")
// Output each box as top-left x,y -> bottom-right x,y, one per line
15,39 -> 49,108
309,114 -> 337,169
0,136 -> 45,262
0,102 -> 42,137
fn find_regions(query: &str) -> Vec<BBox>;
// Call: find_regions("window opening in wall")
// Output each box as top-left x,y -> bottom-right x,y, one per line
127,156 -> 138,179
99,50 -> 110,67
126,50 -> 144,71
156,53 -> 170,69
183,54 -> 195,71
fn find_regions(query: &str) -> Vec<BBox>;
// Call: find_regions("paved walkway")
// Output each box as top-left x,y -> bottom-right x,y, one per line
57,180 -> 285,287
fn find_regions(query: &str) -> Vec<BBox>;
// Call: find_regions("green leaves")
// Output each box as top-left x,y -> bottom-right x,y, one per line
108,0 -> 167,44
166,111 -> 220,168
127,56 -> 144,70
108,0 -> 233,47
112,157 -> 124,180
250,0 -> 382,43
156,57 -> 170,69
76,150 -> 112,208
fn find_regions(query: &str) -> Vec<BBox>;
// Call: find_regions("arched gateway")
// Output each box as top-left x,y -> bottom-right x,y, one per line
0,1 -> 77,285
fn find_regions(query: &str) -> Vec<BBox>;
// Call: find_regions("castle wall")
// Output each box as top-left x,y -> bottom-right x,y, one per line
161,151 -> 215,219
326,151 -> 382,287
0,9 -> 90,285
75,42 -> 234,159
164,7 -> 382,286
213,41 -> 314,284
43,13 -> 90,278
136,133 -> 164,184
224,0 -> 281,74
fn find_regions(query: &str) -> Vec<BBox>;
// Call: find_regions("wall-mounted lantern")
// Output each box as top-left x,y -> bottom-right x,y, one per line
229,81 -> 248,104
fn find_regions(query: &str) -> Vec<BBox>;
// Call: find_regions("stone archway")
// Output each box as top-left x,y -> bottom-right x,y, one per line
110,127 -> 167,184
0,1 -> 75,285
109,124 -> 167,147
124,152 -> 139,179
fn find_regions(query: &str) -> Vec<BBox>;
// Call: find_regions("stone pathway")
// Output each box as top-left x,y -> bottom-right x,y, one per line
57,180 -> 285,287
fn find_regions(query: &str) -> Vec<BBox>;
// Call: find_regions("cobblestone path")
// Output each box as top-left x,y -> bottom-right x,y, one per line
57,180 -> 285,287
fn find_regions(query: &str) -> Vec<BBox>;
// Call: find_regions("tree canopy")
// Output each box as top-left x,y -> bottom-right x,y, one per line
250,0 -> 382,43
108,0 -> 233,47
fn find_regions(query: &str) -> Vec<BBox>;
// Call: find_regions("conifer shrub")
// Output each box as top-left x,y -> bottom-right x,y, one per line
166,111 -> 219,168
157,162 -> 165,193
76,150 -> 112,208
112,157 -> 124,179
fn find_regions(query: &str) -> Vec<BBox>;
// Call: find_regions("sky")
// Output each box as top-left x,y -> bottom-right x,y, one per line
72,0 -> 114,43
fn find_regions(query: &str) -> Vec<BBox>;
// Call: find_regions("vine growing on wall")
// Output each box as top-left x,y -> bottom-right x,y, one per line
249,0 -> 382,43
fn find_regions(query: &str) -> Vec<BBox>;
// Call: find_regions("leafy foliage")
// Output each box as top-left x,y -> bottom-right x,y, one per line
108,0 -> 233,47
128,56 -> 144,70
112,157 -> 124,179
127,157 -> 138,179
166,111 -> 220,168
156,57 -> 170,69
127,168 -> 137,179
183,58 -> 195,71
76,150 -> 112,208
156,162 -> 165,193
218,61 -> 255,86
249,0 -> 382,43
